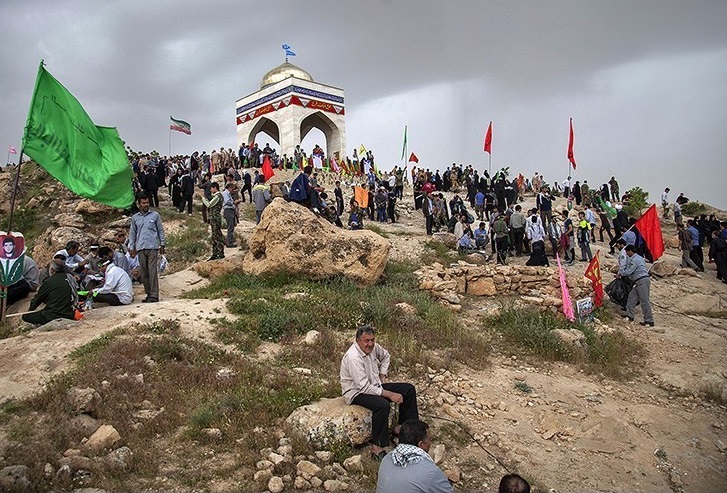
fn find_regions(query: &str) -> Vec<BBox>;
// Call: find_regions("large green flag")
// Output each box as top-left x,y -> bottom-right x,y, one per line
22,63 -> 134,208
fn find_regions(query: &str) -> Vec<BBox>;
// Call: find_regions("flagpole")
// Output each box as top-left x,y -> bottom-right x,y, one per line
488,152 -> 492,176
168,127 -> 172,157
5,148 -> 10,167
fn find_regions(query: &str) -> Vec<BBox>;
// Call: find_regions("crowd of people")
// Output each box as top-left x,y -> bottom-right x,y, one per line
5,139 -> 726,491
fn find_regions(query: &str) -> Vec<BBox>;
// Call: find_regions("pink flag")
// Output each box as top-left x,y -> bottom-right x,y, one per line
9,145 -> 17,155
330,156 -> 340,173
557,254 -> 575,321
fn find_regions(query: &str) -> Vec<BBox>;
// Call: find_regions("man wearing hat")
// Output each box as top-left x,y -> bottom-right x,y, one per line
90,259 -> 133,306
22,254 -> 77,325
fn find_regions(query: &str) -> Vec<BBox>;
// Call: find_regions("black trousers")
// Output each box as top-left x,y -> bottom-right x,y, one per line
512,227 -> 525,255
6,279 -> 31,306
690,247 -> 704,271
352,382 -> 418,448
179,195 -> 193,214
94,293 -> 123,306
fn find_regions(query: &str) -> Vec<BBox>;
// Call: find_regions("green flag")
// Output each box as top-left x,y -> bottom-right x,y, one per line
22,63 -> 134,208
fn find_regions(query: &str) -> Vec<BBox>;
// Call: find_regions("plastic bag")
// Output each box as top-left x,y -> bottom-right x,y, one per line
158,254 -> 168,273
605,277 -> 632,308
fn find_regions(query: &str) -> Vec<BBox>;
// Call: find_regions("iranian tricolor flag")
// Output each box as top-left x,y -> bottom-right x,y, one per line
170,116 -> 191,135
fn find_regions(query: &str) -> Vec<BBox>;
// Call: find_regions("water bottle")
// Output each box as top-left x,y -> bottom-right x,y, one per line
84,297 -> 93,311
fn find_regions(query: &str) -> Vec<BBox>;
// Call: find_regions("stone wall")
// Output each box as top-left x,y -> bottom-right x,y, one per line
415,261 -> 593,312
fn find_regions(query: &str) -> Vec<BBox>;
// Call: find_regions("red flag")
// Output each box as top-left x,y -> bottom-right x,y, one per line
9,145 -> 17,155
634,204 -> 665,261
262,154 -> 275,182
409,152 -> 419,163
484,121 -> 492,154
567,118 -> 577,169
583,251 -> 604,307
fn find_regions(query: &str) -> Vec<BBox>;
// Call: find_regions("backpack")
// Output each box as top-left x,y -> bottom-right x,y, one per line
288,173 -> 308,203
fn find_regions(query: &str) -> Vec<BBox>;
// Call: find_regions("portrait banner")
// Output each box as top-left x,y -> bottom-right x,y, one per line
0,232 -> 27,287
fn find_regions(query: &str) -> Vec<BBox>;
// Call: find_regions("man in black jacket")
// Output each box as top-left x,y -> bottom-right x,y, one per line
178,167 -> 195,215
139,165 -> 160,208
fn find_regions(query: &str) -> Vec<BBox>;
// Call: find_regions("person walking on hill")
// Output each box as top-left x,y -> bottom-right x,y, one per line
178,167 -> 195,215
252,175 -> 273,224
609,176 -> 620,203
677,223 -> 699,271
128,193 -> 165,303
222,182 -> 241,247
201,182 -> 225,260
618,245 -> 654,327
661,188 -> 670,219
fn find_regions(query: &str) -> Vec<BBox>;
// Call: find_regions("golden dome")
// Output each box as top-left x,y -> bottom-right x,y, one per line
260,62 -> 314,88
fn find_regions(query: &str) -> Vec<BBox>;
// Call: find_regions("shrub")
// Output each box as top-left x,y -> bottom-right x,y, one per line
681,201 -> 708,217
485,307 -> 644,379
623,187 -> 649,218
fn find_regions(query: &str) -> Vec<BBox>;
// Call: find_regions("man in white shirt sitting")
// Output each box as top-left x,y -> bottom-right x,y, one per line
340,325 -> 419,460
91,259 -> 133,306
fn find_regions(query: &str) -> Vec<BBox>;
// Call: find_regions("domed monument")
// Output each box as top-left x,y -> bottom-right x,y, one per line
236,60 -> 346,161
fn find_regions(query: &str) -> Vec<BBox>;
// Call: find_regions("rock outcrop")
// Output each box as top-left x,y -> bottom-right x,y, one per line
286,396 -> 393,447
415,261 -> 592,311
243,199 -> 390,286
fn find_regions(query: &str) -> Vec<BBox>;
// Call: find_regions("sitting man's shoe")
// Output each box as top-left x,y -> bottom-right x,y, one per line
142,297 -> 159,303
640,321 -> 655,327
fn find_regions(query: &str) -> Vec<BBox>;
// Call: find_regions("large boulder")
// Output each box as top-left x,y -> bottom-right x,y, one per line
243,199 -> 389,286
53,213 -> 85,229
650,260 -> 677,277
286,396 -> 393,447
32,226 -> 97,264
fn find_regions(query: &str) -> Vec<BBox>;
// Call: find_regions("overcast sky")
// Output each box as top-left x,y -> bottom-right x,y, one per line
2,0 -> 726,209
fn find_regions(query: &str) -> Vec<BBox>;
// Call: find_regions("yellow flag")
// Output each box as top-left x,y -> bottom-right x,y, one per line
359,144 -> 367,156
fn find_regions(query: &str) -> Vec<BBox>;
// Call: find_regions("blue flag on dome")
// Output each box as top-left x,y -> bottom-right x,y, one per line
282,44 -> 290,50
285,49 -> 296,57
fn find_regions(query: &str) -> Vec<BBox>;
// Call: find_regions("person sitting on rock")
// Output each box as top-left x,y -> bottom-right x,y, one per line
340,325 -> 419,461
22,254 -> 77,326
376,419 -> 453,493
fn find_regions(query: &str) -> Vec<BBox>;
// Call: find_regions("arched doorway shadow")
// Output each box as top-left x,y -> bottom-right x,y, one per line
300,111 -> 342,160
248,117 -> 280,146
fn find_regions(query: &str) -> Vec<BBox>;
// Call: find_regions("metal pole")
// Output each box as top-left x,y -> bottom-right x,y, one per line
168,127 -> 171,157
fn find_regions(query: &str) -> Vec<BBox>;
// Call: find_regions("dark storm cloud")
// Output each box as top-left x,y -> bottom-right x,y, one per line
1,0 -> 726,207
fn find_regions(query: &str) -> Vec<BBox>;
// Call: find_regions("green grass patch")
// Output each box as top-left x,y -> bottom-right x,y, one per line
365,223 -> 390,238
137,318 -> 181,334
485,307 -> 644,379
515,380 -> 533,393
421,239 -> 455,265
700,382 -> 726,405
68,330 -> 123,363
185,267 -> 490,370
165,222 -> 209,264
